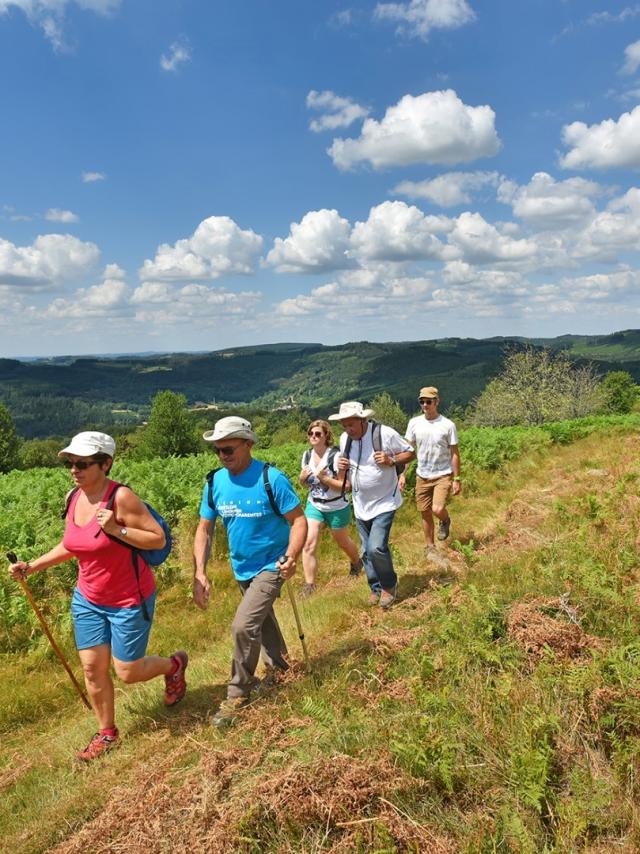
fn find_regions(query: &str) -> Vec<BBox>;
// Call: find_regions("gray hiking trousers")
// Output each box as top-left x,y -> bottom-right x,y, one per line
228,570 -> 289,699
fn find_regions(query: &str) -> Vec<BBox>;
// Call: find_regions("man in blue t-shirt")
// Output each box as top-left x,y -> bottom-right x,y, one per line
193,416 -> 307,728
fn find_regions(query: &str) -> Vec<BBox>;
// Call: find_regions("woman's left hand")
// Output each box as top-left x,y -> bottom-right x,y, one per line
96,508 -> 117,535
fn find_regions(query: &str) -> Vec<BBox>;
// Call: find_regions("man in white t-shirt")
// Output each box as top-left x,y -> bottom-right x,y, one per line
405,386 -> 461,551
329,401 -> 414,609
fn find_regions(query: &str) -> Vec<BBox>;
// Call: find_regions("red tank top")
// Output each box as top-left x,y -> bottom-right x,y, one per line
63,481 -> 155,608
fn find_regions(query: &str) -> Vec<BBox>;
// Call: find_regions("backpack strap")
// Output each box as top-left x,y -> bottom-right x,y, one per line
340,436 -> 353,498
61,486 -> 80,520
262,463 -> 282,517
205,469 -> 217,512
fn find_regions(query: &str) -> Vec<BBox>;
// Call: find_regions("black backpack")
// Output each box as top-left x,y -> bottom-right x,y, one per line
341,420 -> 405,496
206,462 -> 283,517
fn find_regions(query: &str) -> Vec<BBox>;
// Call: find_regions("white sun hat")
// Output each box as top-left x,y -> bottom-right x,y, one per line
328,401 -> 374,421
203,415 -> 258,443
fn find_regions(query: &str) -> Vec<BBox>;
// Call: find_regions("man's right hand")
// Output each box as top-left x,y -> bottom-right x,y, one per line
337,456 -> 350,472
193,574 -> 211,610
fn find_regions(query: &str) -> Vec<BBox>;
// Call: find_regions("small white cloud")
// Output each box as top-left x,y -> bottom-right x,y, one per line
265,209 -> 352,273
160,37 -> 191,72
560,105 -> 640,170
306,90 -> 369,133
374,0 -> 475,41
0,232 -> 100,290
45,208 -> 79,223
0,0 -> 122,51
621,39 -> 640,75
45,264 -> 129,319
328,90 -> 501,170
393,170 -> 500,206
139,215 -> 263,281
82,171 -> 106,183
329,9 -> 352,28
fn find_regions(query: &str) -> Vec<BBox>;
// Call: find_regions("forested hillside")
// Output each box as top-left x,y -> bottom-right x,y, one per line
4,330 -> 640,437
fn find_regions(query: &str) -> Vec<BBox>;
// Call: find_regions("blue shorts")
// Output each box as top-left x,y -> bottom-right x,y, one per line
304,501 -> 352,529
71,588 -> 156,663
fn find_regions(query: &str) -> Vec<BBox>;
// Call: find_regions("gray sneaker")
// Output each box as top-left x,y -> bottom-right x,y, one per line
379,586 -> 397,609
437,517 -> 451,541
367,590 -> 381,606
212,696 -> 249,729
301,582 -> 316,599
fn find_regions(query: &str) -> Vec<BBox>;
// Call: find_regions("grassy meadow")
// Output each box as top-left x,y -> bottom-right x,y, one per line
2,415 -> 640,851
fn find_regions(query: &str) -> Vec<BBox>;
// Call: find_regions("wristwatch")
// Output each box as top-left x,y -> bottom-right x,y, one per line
119,527 -> 128,537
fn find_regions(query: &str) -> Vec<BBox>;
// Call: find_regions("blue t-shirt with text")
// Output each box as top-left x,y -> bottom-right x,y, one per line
199,459 -> 300,581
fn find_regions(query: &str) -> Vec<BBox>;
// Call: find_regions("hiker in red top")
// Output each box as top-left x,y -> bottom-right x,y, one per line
7,431 -> 188,761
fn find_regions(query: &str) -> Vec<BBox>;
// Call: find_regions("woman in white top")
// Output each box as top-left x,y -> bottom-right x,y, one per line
299,420 -> 362,597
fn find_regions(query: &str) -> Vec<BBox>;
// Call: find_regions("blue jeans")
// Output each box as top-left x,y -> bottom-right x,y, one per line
355,510 -> 397,593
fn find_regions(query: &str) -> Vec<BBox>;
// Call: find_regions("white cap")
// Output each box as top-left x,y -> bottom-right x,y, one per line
203,416 -> 257,443
328,401 -> 374,422
58,431 -> 116,458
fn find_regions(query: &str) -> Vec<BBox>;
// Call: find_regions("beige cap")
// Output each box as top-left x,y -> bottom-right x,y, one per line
419,387 -> 439,399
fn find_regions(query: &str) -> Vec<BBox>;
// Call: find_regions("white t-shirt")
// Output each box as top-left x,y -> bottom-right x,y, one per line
301,447 -> 349,512
339,422 -> 412,521
405,414 -> 458,479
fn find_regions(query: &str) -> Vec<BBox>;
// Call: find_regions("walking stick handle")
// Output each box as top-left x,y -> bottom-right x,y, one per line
6,551 -> 92,710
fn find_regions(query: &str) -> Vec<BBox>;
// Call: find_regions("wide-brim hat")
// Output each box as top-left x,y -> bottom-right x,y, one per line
328,401 -> 374,421
58,431 -> 116,458
203,415 -> 257,443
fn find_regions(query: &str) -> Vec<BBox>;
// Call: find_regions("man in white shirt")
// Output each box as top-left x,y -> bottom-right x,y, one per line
329,401 -> 414,609
405,386 -> 461,551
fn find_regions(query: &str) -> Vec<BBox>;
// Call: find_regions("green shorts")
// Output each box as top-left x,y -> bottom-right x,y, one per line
304,501 -> 352,529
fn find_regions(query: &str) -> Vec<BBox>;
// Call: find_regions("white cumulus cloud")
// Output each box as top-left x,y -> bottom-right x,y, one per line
374,0 -> 475,41
160,37 -> 191,72
81,170 -> 106,183
328,90 -> 501,171
393,170 -> 500,206
139,216 -> 263,282
306,90 -> 369,132
497,172 -> 601,229
265,209 -> 352,273
45,263 -> 129,319
45,208 -> 79,223
448,211 -> 536,264
0,232 -> 100,289
350,200 -> 451,261
560,105 -> 640,170
622,39 -> 640,75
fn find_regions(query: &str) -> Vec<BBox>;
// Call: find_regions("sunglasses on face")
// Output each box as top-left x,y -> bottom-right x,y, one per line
419,398 -> 436,404
62,458 -> 100,470
308,430 -> 324,438
214,445 -> 240,456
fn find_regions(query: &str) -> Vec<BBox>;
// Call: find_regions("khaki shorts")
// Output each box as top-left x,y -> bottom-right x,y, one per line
415,474 -> 452,513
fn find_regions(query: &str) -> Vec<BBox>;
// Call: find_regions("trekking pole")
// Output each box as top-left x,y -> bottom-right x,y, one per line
278,556 -> 311,670
6,552 -> 92,710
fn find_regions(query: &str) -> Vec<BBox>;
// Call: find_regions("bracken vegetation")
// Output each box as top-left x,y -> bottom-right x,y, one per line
2,415 -> 640,851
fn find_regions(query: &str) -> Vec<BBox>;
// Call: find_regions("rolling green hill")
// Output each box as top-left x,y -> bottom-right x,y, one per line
3,331 -> 640,437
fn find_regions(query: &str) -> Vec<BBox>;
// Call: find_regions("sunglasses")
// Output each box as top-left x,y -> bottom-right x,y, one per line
62,458 -> 100,470
214,445 -> 240,456
419,398 -> 436,404
308,430 -> 324,438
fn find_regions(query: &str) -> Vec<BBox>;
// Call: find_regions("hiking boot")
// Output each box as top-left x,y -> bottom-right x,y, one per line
164,650 -> 188,706
212,696 -> 249,729
437,517 -> 451,541
367,590 -> 381,606
349,558 -> 363,577
76,729 -> 120,762
301,582 -> 316,599
379,587 -> 397,609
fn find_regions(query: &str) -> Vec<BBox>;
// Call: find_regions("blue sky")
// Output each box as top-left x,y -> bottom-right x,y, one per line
1,0 -> 640,356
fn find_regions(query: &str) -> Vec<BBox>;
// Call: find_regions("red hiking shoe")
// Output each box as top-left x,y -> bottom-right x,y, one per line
164,651 -> 188,706
76,729 -> 120,762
